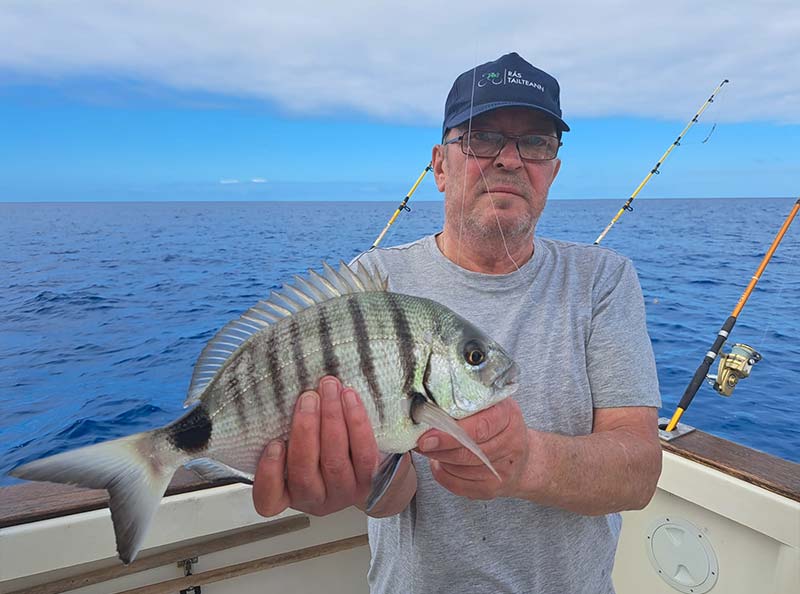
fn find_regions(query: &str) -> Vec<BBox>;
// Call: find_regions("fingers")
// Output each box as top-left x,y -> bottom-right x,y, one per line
420,434 -> 508,466
253,376 -> 379,517
417,398 -> 517,454
283,376 -> 378,515
316,377 -> 358,507
252,440 -> 290,516
286,390 -> 326,509
341,386 -> 379,494
429,459 -> 494,500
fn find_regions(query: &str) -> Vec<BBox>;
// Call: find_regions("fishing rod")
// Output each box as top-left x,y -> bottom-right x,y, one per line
594,79 -> 730,245
371,162 -> 433,249
664,197 -> 800,432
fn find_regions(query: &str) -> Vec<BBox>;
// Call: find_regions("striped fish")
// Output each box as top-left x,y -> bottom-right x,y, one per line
10,261 -> 519,564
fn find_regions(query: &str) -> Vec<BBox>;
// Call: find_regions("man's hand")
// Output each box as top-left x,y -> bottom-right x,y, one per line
416,397 -> 531,500
418,400 -> 662,514
251,376 -> 380,517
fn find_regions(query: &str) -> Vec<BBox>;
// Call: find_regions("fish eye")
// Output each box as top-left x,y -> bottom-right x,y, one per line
463,340 -> 486,366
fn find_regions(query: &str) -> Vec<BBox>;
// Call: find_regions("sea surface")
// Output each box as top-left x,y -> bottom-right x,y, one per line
1,199 -> 798,485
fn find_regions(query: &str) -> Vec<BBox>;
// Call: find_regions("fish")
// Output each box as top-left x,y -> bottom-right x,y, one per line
10,261 -> 519,564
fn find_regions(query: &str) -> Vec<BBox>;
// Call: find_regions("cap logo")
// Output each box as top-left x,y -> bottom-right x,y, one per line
477,69 -> 545,93
478,72 -> 502,86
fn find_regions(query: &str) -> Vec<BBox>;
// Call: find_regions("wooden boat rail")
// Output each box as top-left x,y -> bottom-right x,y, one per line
0,428 -> 797,594
659,428 -> 800,502
2,428 -> 797,533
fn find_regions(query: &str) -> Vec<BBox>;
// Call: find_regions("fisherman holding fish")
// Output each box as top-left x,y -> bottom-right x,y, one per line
11,52 -> 662,594
252,53 -> 663,593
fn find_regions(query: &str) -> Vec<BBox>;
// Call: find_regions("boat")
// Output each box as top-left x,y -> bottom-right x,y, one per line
1,417 -> 797,594
2,198 -> 797,594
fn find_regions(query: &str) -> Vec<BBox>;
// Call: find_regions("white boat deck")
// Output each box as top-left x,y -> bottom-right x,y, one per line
1,433 -> 798,594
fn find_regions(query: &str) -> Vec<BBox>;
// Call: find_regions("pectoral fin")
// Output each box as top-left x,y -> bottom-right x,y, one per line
411,398 -> 500,480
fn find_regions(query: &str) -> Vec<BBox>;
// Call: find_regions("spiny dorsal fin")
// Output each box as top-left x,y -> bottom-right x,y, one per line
184,260 -> 387,407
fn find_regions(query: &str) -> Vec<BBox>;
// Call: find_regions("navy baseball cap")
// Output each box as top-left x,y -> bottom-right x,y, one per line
442,52 -> 569,138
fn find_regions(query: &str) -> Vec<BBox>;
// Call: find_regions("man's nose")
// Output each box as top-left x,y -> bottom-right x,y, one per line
494,139 -> 524,169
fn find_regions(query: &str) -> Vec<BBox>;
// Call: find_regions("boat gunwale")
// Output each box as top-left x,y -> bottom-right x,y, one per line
0,428 -> 798,530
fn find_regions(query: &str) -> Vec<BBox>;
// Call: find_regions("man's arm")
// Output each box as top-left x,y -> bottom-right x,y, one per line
418,398 -> 662,515
252,376 -> 416,519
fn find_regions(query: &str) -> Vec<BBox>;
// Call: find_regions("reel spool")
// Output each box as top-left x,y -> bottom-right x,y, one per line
707,343 -> 762,397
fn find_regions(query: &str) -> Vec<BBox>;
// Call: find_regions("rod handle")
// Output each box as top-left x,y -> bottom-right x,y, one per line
666,316 -> 736,431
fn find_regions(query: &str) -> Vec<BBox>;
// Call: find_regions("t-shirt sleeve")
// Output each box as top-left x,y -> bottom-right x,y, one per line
586,257 -> 661,409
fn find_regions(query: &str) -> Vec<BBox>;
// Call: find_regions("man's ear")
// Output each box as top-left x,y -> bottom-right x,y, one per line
432,144 -> 447,192
550,158 -> 561,185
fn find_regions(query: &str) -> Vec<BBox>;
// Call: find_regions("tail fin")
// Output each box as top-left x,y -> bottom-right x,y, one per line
10,430 -> 186,564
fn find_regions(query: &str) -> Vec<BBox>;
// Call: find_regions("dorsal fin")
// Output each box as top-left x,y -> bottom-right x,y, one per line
184,260 -> 387,407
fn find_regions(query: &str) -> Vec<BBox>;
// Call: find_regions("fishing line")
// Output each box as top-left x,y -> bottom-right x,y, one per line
700,123 -> 718,144
684,87 -> 726,146
664,197 -> 800,432
756,225 -> 799,348
456,60 -> 479,269
369,163 -> 433,251
455,46 -> 524,276
475,162 -> 523,273
594,79 -> 730,245
700,86 -> 727,144
372,50 -> 531,277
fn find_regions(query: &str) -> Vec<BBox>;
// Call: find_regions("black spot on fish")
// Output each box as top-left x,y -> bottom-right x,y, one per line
168,405 -> 212,453
347,296 -> 384,424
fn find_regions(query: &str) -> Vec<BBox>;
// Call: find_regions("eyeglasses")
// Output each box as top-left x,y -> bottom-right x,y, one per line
443,130 -> 562,161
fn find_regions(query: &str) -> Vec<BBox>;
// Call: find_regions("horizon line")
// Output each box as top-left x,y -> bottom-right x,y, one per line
1,196 -> 797,205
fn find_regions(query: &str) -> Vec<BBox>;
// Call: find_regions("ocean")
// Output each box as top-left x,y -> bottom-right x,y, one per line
1,198 -> 798,485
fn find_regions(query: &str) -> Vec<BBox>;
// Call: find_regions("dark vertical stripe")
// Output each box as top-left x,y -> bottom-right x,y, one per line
289,316 -> 310,391
347,296 -> 384,424
387,293 -> 416,395
227,370 -> 248,429
245,352 -> 264,417
317,306 -> 340,378
264,329 -> 288,417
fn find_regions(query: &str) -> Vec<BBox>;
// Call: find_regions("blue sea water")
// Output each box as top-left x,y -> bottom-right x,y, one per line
1,198 -> 798,485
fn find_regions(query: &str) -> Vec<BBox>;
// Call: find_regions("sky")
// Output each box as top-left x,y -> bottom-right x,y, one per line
1,1 -> 798,202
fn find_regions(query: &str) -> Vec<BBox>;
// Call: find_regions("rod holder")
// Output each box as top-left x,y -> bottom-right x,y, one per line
658,417 -> 696,442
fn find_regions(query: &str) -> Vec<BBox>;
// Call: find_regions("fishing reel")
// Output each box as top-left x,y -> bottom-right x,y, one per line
706,343 -> 762,397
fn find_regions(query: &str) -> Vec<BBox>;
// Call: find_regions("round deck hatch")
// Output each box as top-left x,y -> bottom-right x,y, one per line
645,516 -> 719,593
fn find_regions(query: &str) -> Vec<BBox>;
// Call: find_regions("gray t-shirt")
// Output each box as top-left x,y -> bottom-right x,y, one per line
357,234 -> 660,594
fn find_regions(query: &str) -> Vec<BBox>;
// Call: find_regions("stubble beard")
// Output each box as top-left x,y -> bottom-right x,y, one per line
448,191 -> 544,245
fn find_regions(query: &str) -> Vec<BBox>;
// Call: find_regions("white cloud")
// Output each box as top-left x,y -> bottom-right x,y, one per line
1,1 -> 798,124
219,179 -> 239,184
250,178 -> 267,183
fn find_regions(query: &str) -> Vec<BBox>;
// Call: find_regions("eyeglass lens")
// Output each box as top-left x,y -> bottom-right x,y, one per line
463,131 -> 559,160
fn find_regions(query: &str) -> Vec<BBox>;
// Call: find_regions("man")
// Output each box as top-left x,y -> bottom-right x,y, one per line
252,52 -> 662,594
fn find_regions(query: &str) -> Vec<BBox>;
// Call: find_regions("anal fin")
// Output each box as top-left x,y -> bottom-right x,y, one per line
184,458 -> 254,485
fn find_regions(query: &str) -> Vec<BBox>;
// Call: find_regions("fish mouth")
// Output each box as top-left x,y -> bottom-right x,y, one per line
493,361 -> 520,397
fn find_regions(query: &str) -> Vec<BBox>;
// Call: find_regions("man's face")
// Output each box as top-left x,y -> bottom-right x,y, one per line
432,107 -> 561,241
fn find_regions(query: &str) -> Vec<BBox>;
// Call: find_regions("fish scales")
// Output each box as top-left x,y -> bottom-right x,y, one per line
10,262 -> 519,564
197,294 -> 414,473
